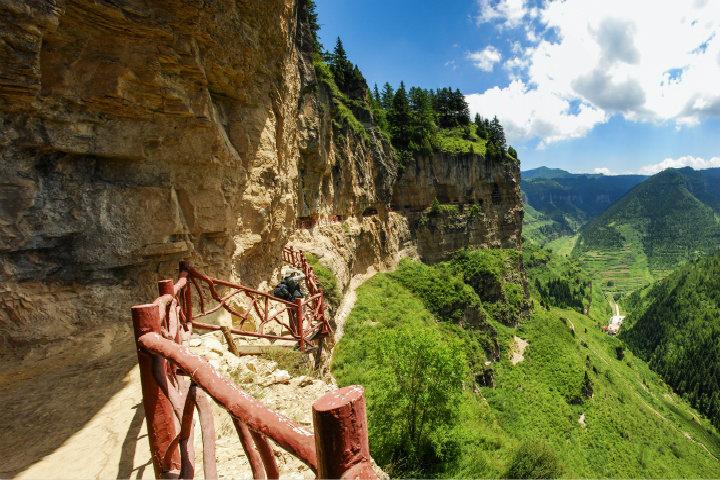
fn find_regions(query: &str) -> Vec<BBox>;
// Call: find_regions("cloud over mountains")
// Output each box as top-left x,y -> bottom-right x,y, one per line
466,0 -> 720,147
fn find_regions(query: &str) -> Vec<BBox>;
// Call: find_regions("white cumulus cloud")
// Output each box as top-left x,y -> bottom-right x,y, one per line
468,0 -> 720,146
467,46 -> 503,71
476,0 -> 538,29
466,80 -> 607,147
638,156 -> 720,175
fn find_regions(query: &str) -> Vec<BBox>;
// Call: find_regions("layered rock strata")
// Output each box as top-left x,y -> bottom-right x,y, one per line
393,152 -> 523,264
0,0 -> 523,367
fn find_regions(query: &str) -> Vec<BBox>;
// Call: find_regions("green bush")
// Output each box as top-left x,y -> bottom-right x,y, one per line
503,440 -> 564,479
367,327 -> 468,474
428,197 -> 460,217
468,203 -> 483,216
389,259 -> 484,323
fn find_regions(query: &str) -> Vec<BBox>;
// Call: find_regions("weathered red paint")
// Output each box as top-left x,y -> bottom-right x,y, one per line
184,248 -> 329,350
234,419 -> 266,479
133,253 -> 373,479
313,386 -> 377,480
138,332 -> 319,470
132,304 -> 181,477
250,430 -> 280,479
194,390 -> 218,479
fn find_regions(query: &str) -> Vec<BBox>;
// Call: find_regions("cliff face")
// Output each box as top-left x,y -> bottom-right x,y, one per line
392,152 -> 523,264
0,0 -> 523,365
0,0 -> 313,362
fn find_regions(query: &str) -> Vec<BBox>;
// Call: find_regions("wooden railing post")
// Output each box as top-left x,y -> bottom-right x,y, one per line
158,278 -> 196,476
132,303 -> 181,478
312,386 -> 376,480
295,298 -> 304,351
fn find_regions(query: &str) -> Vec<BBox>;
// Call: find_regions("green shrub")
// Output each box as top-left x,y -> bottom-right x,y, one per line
468,203 -> 483,216
367,327 -> 468,474
389,259 -> 484,323
429,197 -> 460,217
503,440 -> 564,479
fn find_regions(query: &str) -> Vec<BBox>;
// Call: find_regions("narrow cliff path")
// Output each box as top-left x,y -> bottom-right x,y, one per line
0,340 -> 154,479
332,271 -> 378,344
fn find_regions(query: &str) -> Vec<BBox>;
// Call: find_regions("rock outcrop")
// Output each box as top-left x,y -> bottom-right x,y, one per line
0,0 -> 523,369
0,0 -> 320,365
392,151 -> 523,264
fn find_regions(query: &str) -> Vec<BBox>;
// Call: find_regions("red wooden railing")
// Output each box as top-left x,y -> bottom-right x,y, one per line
185,246 -> 331,352
131,249 -> 376,479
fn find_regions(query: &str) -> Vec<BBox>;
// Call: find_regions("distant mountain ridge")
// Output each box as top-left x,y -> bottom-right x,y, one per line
572,167 -> 720,293
520,167 -> 648,243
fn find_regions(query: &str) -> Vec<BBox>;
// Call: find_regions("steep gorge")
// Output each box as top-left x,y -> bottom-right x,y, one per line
0,0 -> 523,373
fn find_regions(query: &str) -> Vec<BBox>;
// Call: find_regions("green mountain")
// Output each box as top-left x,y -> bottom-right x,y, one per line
621,252 -> 720,432
572,167 -> 720,295
521,170 -> 648,244
522,166 -> 576,179
333,246 -> 720,478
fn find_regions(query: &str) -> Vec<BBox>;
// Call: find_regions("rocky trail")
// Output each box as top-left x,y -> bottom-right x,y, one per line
0,327 -> 382,479
0,338 -> 154,479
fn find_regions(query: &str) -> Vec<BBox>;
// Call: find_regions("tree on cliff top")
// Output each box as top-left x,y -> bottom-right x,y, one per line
304,0 -> 322,53
329,37 -> 367,97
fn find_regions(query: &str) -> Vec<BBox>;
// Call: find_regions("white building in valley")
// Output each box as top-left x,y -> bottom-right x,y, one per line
607,314 -> 625,334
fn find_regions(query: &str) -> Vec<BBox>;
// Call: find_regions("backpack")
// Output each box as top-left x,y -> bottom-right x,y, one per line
273,282 -> 293,302
283,276 -> 304,299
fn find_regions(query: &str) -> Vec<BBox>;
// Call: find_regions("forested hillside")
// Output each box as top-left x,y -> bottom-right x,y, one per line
521,168 -> 647,244
572,167 -> 720,295
313,28 -> 517,166
621,252 -> 720,431
333,245 -> 720,478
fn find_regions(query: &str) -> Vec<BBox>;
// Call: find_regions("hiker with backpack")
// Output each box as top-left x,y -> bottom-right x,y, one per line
273,268 -> 306,333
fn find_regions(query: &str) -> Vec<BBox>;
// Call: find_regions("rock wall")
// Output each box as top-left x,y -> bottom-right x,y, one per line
392,152 -> 524,264
0,0 -> 313,364
0,0 -> 523,368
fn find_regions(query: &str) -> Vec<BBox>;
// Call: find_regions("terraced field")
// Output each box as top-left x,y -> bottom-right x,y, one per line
576,225 -> 655,298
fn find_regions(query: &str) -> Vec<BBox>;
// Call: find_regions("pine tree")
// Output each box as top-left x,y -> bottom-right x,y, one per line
455,88 -> 470,125
305,0 -> 323,53
489,116 -> 507,152
388,81 -> 413,152
380,82 -> 395,109
330,37 -> 349,91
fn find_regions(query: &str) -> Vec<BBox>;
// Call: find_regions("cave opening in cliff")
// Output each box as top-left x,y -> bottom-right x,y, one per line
492,184 -> 501,205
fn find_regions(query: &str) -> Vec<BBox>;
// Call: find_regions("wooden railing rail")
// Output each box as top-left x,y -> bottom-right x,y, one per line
131,257 -> 375,479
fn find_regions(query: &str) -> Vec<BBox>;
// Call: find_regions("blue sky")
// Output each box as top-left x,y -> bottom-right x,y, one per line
314,0 -> 720,175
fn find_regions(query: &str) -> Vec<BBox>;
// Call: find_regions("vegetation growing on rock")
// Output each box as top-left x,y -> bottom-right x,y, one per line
621,252 -> 720,431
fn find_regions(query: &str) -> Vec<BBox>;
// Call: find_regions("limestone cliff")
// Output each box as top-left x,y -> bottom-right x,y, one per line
0,0 -> 523,369
392,151 -> 523,264
0,0 -> 314,366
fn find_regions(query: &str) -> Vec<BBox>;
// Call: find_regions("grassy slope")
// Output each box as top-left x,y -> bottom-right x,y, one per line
545,234 -> 578,257
333,249 -> 720,478
437,124 -> 487,154
573,168 -> 720,297
620,252 -> 720,431
491,304 -> 720,478
522,202 -> 566,245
